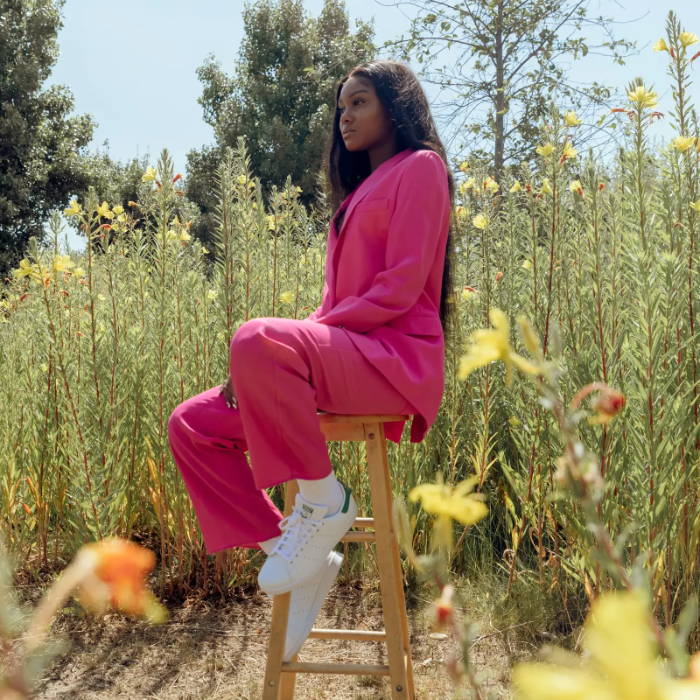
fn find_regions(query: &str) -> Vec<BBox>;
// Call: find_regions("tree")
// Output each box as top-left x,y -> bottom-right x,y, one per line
0,0 -> 95,279
385,0 -> 635,178
185,0 -> 376,245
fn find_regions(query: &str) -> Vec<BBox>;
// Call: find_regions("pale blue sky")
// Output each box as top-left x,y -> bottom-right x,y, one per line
46,1 -> 700,251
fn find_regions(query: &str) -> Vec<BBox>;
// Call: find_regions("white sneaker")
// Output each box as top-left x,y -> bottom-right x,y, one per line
257,481 -> 357,596
283,550 -> 343,661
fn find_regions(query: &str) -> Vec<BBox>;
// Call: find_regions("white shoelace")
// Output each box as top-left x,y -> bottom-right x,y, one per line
270,507 -> 320,562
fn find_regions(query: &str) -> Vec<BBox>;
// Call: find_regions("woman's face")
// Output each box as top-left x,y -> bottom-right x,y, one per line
337,75 -> 395,153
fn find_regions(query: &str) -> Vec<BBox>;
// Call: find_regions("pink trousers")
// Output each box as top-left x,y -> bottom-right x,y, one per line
167,317 -> 413,554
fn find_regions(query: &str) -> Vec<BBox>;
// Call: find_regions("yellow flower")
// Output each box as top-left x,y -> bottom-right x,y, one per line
679,32 -> 699,48
206,289 -> 218,301
266,215 -> 276,231
539,178 -> 553,196
509,181 -> 522,193
690,199 -> 700,212
652,38 -> 669,52
569,180 -> 584,196
96,201 -> 114,219
64,199 -> 82,217
458,160 -> 469,172
560,141 -> 577,161
627,85 -> 658,109
112,205 -> 124,215
52,255 -> 75,273
141,166 -> 156,182
13,258 -> 39,280
472,213 -> 489,230
454,205 -> 468,221
409,475 -> 488,549
521,259 -> 532,270
512,590 -> 700,700
179,231 -> 191,242
672,136 -> 697,152
457,308 -> 540,386
200,246 -> 210,255
73,267 -> 85,278
536,142 -> 555,157
483,176 -> 499,193
279,291 -> 294,304
564,110 -> 582,126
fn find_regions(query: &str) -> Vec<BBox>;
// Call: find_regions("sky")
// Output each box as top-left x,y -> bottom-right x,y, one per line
45,0 -> 700,252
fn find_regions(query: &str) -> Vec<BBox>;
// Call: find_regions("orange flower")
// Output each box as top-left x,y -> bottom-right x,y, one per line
172,173 -> 183,183
598,183 -> 605,191
692,50 -> 700,62
76,538 -> 165,620
128,201 -> 139,208
495,271 -> 504,282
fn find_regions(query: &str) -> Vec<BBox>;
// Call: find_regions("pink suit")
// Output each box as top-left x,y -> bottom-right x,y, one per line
167,148 -> 451,553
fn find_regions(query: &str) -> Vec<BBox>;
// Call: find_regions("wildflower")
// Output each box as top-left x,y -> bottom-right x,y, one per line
521,259 -> 532,270
627,85 -> 658,109
73,267 -> 85,278
690,199 -> 700,212
559,141 -> 577,163
513,590 -> 700,700
692,50 -> 700,63
569,180 -> 584,196
495,271 -> 504,282
64,199 -> 82,217
589,387 -> 626,425
536,143 -> 555,157
112,205 -> 124,216
432,584 -> 455,632
179,231 -> 191,243
672,136 -> 696,152
279,291 -> 294,304
74,538 -> 166,622
128,200 -> 139,208
482,176 -> 499,194
409,475 -> 488,549
266,215 -> 276,231
454,205 -> 468,221
472,213 -> 489,230
13,259 -> 37,280
679,32 -> 699,48
598,182 -> 606,191
172,173 -> 183,183
458,160 -> 469,172
457,308 -> 539,386
539,178 -> 553,195
564,110 -> 582,126
141,166 -> 156,182
52,255 -> 75,273
461,286 -> 478,301
201,246 -> 210,255
509,181 -> 522,193
206,289 -> 218,301
95,201 -> 113,220
652,38 -> 668,52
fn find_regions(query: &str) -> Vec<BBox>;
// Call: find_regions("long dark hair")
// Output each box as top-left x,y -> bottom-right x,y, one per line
324,59 -> 456,342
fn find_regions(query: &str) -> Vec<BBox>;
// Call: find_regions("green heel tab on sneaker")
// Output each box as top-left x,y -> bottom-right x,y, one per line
339,481 -> 352,514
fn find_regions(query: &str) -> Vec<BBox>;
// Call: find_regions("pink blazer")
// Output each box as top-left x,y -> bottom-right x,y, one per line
305,148 -> 451,443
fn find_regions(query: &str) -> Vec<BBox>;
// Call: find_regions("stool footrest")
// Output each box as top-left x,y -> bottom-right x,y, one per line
281,661 -> 390,676
309,628 -> 386,642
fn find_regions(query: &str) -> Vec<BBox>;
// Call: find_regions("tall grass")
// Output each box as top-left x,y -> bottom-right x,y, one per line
0,13 -> 698,632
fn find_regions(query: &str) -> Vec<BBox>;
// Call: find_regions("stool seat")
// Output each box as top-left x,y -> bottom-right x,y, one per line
262,412 -> 416,699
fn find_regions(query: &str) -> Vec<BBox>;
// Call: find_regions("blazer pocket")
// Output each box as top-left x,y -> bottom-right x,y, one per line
387,313 -> 443,336
354,197 -> 391,234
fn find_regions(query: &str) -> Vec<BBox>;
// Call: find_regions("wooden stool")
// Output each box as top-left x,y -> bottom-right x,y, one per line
262,412 -> 416,699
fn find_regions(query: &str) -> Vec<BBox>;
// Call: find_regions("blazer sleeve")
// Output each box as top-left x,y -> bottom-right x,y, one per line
314,150 -> 449,334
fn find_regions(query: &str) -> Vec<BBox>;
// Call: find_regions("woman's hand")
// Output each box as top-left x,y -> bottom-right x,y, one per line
219,375 -> 238,409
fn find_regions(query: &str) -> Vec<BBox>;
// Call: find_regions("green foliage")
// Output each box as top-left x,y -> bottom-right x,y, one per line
0,0 -> 95,279
186,0 -> 376,247
385,0 -> 635,177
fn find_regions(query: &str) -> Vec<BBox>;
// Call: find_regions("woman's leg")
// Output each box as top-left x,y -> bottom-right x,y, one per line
167,388 -> 284,554
229,317 -> 413,491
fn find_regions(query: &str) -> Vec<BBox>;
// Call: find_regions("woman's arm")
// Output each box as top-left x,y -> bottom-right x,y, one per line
313,151 -> 449,334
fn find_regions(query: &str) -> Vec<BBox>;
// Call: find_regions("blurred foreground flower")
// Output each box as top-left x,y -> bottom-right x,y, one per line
457,308 -> 539,387
512,590 -> 700,700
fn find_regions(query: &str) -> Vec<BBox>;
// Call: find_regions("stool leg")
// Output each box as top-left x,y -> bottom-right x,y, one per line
262,481 -> 300,700
365,422 -> 415,699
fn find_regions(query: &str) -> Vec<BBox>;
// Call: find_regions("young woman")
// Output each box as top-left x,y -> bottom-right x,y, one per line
167,59 -> 455,661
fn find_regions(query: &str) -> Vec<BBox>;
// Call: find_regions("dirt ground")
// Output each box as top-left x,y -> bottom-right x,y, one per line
30,580 -> 523,699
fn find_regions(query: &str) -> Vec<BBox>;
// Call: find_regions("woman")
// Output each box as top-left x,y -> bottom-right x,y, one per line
167,59 -> 455,661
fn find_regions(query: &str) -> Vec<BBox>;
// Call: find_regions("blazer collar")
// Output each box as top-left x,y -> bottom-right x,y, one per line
335,148 -> 414,238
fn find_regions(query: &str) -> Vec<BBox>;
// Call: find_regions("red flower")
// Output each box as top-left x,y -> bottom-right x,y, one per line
172,173 -> 183,183
691,50 -> 700,62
